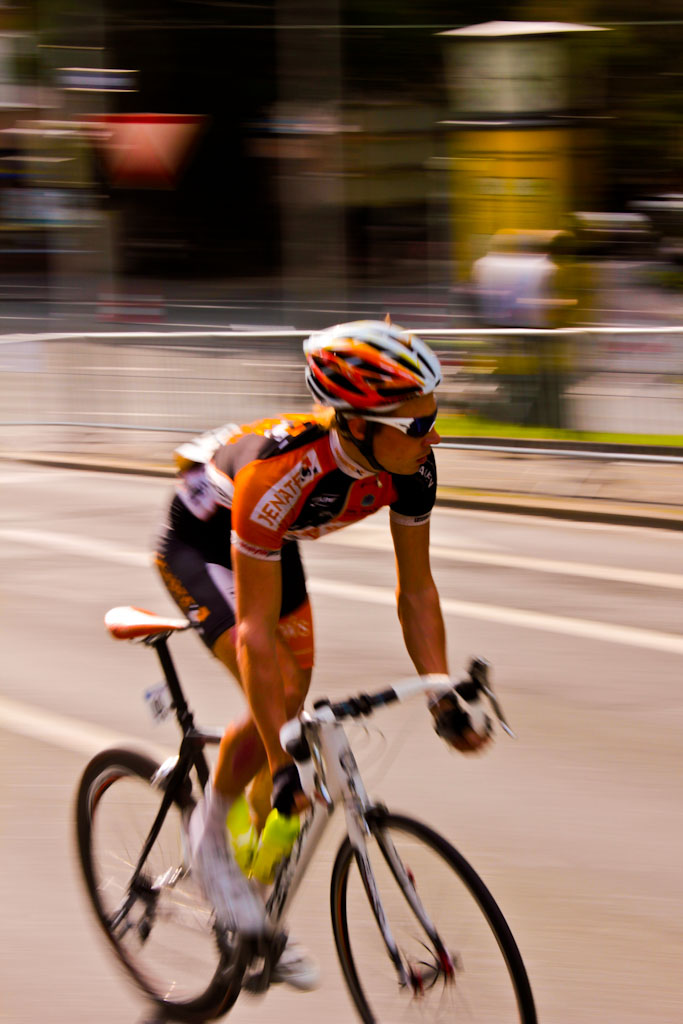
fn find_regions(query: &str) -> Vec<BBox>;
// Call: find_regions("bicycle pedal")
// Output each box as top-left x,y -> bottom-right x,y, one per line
241,931 -> 287,993
242,962 -> 271,994
214,923 -> 240,960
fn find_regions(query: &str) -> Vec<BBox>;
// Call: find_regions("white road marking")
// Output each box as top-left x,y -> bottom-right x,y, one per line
0,470 -> 91,485
0,694 -> 170,760
321,530 -> 683,590
2,526 -> 683,656
308,580 -> 683,656
0,527 -> 150,566
0,463 -> 169,487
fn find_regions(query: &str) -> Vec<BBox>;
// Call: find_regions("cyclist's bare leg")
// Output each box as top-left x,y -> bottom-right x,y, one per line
246,766 -> 272,832
248,634 -> 312,826
185,628 -> 311,935
238,644 -> 306,830
210,626 -> 312,808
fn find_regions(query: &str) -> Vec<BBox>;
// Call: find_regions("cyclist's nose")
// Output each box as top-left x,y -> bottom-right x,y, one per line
427,425 -> 441,446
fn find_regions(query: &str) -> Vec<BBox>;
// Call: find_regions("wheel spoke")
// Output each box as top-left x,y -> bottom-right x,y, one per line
76,749 -> 244,1016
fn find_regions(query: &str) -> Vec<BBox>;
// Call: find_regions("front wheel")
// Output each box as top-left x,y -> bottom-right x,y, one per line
330,809 -> 536,1023
75,747 -> 244,1022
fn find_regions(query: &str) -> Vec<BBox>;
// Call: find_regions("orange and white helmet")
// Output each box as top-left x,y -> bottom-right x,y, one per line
304,319 -> 441,412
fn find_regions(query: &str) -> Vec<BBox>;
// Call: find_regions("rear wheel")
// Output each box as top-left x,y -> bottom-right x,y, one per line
76,747 -> 244,1022
331,809 -> 536,1023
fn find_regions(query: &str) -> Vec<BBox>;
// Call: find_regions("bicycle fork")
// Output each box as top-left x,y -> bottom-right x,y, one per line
347,813 -> 455,996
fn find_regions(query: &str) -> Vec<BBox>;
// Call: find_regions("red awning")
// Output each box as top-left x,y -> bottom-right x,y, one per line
84,113 -> 205,188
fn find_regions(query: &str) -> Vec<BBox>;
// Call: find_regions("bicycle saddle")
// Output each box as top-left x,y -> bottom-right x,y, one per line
104,605 -> 191,640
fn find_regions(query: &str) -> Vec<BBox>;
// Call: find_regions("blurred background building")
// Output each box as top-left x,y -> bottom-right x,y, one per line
0,0 -> 680,285
0,0 -> 681,439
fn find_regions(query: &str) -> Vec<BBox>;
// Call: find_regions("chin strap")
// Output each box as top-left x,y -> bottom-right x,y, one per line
336,414 -> 387,474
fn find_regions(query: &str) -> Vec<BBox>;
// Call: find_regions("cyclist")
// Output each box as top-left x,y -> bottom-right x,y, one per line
154,319 -> 490,988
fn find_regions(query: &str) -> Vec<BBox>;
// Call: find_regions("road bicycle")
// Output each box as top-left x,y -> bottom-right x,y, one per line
75,605 -> 537,1023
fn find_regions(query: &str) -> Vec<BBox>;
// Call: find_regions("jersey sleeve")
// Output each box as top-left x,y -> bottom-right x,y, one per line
389,451 -> 437,526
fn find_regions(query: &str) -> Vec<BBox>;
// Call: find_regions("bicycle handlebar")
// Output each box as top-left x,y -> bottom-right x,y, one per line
311,673 -> 448,721
282,657 -> 514,748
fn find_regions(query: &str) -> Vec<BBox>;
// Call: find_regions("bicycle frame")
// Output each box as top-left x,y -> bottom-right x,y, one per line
122,633 -> 223,896
131,627 -> 501,996
264,695 -> 453,989
263,705 -> 370,927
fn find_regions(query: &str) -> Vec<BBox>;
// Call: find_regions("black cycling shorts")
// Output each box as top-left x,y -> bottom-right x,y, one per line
154,495 -> 308,651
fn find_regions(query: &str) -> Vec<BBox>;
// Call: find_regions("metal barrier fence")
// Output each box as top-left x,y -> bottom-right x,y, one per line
442,442 -> 683,464
422,327 -> 683,436
0,331 -> 310,440
1,327 -> 682,448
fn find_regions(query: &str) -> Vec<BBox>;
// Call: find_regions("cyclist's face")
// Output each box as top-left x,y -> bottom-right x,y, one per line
369,394 -> 441,475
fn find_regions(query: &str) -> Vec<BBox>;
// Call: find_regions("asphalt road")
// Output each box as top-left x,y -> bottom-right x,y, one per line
1,463 -> 682,1024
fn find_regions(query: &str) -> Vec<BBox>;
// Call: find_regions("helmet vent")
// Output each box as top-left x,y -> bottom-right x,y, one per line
376,384 -> 419,400
393,352 -> 420,372
345,354 -> 384,374
325,370 -> 364,395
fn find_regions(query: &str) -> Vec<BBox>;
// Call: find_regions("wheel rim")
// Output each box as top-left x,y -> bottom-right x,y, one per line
86,765 -> 222,1006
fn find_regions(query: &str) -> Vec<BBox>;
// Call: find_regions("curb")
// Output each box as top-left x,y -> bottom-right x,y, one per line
436,491 -> 683,532
0,453 -> 175,478
2,451 -> 682,531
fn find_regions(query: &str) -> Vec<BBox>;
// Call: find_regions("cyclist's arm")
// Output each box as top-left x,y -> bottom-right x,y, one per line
390,517 -> 448,676
391,518 -> 489,753
232,547 -> 291,778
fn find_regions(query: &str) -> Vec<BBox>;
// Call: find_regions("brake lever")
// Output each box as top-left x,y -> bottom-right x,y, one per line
481,685 -> 516,739
467,657 -> 516,739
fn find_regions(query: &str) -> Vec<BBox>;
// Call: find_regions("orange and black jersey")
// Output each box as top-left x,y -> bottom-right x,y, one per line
175,412 -> 436,561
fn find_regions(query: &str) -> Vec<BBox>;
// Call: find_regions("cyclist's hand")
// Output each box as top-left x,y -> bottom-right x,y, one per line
428,688 -> 492,754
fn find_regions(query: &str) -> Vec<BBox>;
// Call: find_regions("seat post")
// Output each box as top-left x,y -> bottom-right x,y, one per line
152,635 -> 195,730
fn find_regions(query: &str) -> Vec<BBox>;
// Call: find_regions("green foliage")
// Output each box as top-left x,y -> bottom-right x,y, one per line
436,413 -> 683,447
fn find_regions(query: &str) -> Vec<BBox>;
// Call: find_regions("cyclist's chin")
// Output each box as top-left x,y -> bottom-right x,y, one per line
410,453 -> 431,473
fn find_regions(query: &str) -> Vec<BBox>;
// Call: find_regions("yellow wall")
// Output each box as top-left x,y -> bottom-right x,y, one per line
449,125 -> 599,278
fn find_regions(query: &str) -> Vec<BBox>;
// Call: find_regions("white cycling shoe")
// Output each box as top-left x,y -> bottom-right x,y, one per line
188,786 -> 319,990
272,938 -> 320,991
188,791 -> 266,937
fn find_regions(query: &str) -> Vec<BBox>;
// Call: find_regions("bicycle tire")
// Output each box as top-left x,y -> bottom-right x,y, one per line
75,747 -> 245,1022
330,808 -> 536,1024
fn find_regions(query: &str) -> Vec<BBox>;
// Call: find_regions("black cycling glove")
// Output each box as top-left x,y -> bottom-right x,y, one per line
429,684 -> 492,746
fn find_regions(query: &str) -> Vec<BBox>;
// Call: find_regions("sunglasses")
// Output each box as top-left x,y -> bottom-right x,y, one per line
361,409 -> 438,438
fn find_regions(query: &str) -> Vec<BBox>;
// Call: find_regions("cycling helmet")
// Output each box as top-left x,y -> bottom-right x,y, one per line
304,319 -> 441,412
